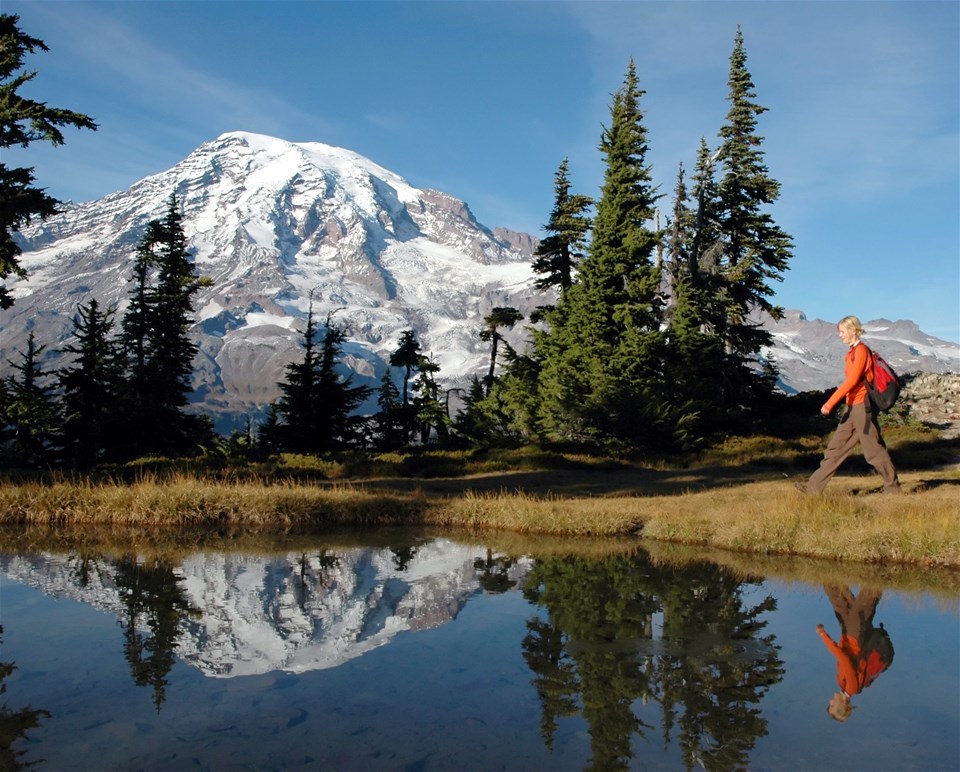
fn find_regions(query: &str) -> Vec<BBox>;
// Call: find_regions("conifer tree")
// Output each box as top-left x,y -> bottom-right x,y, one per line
256,403 -> 283,453
0,332 -> 59,466
118,194 -> 211,456
716,27 -> 793,361
480,307 -> 524,395
487,346 -> 544,442
312,317 -> 372,449
270,309 -> 371,453
146,196 -> 208,417
371,371 -> 406,450
121,227 -> 160,400
689,139 -> 724,288
389,329 -> 421,407
58,298 -> 125,464
0,14 -> 97,310
536,60 -> 668,446
453,375 -> 492,445
389,329 -> 422,443
411,354 -> 447,444
532,159 -> 593,298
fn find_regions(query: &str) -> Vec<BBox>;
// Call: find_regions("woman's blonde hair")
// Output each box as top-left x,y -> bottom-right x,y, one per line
838,315 -> 864,337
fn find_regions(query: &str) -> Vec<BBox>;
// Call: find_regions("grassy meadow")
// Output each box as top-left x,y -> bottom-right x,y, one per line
1,423 -> 957,568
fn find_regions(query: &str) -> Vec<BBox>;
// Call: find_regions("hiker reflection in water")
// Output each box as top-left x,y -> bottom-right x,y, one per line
816,584 -> 894,722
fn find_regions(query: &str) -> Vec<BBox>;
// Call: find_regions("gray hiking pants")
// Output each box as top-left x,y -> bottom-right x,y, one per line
806,401 -> 900,494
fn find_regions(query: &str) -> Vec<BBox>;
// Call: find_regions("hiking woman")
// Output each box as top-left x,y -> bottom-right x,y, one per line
797,315 -> 900,494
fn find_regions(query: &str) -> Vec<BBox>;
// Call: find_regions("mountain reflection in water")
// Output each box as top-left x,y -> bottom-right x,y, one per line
0,536 -> 957,771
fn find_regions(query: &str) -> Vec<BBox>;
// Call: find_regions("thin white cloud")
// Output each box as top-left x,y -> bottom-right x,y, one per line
22,2 -> 335,142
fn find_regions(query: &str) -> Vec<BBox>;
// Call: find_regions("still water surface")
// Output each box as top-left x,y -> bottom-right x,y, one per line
0,532 -> 957,771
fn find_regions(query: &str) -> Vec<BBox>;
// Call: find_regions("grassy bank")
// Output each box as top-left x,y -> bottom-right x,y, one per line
1,426 -> 957,567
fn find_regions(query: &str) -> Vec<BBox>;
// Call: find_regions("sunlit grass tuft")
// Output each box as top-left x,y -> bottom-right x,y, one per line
1,432 -> 957,567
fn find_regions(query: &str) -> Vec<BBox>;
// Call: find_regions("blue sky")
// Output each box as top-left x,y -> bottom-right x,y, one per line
6,0 -> 959,342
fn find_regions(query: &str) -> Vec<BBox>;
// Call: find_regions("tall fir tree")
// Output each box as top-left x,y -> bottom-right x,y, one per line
0,332 -> 59,466
371,371 -> 406,450
531,158 -> 593,299
0,14 -> 96,310
388,329 -> 422,442
480,307 -> 524,395
146,196 -> 207,415
485,345 -> 544,443
411,354 -> 448,445
389,330 -> 420,407
536,60 -> 669,446
121,226 -> 159,401
268,309 -> 372,454
58,298 -> 126,465
118,194 -> 211,457
689,139 -> 724,289
313,316 -> 372,449
716,26 -> 793,363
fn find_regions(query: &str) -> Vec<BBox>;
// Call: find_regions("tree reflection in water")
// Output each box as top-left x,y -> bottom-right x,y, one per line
522,551 -> 785,771
0,626 -> 50,770
475,548 -> 518,594
113,555 -> 197,712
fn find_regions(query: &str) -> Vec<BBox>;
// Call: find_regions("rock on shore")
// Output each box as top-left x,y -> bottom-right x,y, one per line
899,372 -> 960,439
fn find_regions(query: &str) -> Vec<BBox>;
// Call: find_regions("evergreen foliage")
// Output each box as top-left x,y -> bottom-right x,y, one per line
484,346 -> 544,443
0,332 -> 59,466
411,354 -> 448,445
0,14 -> 96,309
387,329 -> 423,443
716,27 -> 793,361
455,375 -> 523,446
531,158 -> 593,298
58,299 -> 126,465
480,307 -> 524,395
389,329 -> 421,407
371,371 -> 407,450
118,194 -> 212,456
535,60 -> 673,448
490,31 -> 793,451
266,308 -> 373,454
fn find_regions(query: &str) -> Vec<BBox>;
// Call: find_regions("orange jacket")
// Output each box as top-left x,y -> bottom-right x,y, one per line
817,628 -> 888,694
823,342 -> 872,414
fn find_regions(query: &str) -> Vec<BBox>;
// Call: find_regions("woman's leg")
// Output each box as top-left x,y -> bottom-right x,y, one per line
859,408 -> 901,492
806,409 -> 859,493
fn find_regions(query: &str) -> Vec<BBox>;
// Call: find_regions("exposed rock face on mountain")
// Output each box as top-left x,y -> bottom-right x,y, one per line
5,132 -> 957,432
759,310 -> 959,395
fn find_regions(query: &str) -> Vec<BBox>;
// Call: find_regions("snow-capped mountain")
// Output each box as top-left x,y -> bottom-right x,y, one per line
0,541 -> 530,678
7,131 -> 541,431
4,131 -> 957,431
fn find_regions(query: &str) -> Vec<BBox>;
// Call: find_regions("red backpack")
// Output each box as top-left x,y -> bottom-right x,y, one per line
863,346 -> 901,412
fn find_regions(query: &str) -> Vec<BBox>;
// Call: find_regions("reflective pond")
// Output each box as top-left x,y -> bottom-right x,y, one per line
0,531 -> 957,771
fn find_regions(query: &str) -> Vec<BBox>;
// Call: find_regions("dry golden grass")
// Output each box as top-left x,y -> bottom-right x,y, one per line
1,436 -> 957,568
423,472 -> 960,566
0,475 -> 425,530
